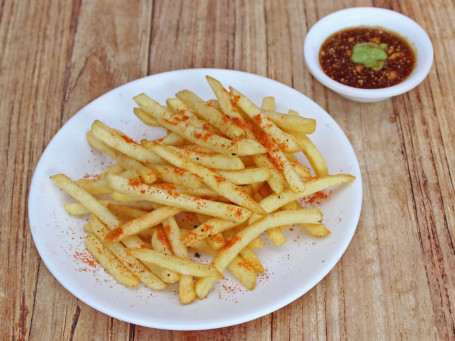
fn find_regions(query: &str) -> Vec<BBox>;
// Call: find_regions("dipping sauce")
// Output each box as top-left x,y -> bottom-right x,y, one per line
319,27 -> 415,89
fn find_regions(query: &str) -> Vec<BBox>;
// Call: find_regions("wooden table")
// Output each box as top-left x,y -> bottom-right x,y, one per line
2,0 -> 454,339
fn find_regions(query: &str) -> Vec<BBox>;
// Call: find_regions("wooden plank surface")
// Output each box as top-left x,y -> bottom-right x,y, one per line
1,0 -> 454,340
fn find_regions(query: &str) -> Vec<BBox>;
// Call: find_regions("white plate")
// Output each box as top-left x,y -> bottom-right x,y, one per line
29,69 -> 362,330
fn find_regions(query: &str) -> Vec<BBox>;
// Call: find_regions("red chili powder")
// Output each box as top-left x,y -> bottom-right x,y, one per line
156,229 -> 169,244
155,182 -> 177,191
199,132 -> 214,141
302,190 -> 332,206
223,235 -> 241,249
167,189 -> 180,199
120,134 -> 138,145
237,261 -> 252,270
162,117 -> 178,126
230,117 -> 249,131
174,111 -> 190,122
128,179 -> 141,187
163,225 -> 171,234
222,284 -> 237,293
210,234 -> 225,244
74,251 -> 97,269
173,168 -> 186,176
106,227 -> 123,241
253,114 -> 263,125
214,174 -> 225,184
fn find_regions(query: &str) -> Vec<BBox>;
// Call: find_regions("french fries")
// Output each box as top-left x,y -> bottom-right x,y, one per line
51,76 -> 355,304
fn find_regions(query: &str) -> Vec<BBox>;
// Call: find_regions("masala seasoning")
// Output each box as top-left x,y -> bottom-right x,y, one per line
319,27 -> 415,89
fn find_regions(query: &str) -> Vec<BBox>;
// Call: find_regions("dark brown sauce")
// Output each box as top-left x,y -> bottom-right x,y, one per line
319,27 -> 415,89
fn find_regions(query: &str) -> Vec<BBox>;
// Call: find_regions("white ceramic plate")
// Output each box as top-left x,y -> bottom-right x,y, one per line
29,69 -> 362,330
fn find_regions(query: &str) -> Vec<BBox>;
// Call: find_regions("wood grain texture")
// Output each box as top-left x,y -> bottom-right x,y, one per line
1,0 -> 454,340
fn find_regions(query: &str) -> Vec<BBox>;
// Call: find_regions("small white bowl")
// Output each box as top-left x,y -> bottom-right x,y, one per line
304,7 -> 433,102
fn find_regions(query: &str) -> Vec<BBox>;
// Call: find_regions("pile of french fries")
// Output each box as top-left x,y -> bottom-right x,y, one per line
51,76 -> 354,304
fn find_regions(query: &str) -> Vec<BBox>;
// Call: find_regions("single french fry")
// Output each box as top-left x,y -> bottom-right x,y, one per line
98,164 -> 124,178
300,223 -> 331,236
111,191 -> 139,202
163,218 -> 190,260
76,178 -> 112,196
108,200 -> 157,211
290,160 -> 312,178
179,274 -> 196,305
247,236 -> 266,249
219,167 -> 270,185
117,169 -> 142,182
83,220 -> 93,233
239,247 -> 265,273
262,110 -> 316,135
164,145 -> 245,170
156,132 -> 187,146
287,109 -> 328,176
129,248 -> 224,279
157,184 -> 227,201
261,96 -> 275,111
293,134 -> 329,177
134,107 -> 160,126
107,204 -> 149,220
104,206 -> 182,245
266,227 -> 287,246
259,174 -> 355,213
65,202 -> 91,216
282,201 -> 331,236
205,76 -> 247,135
65,199 -> 155,216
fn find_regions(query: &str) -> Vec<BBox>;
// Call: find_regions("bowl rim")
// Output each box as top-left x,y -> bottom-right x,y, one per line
303,7 -> 434,99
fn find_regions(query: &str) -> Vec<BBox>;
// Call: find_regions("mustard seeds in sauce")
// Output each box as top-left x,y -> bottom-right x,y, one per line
319,27 -> 415,89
